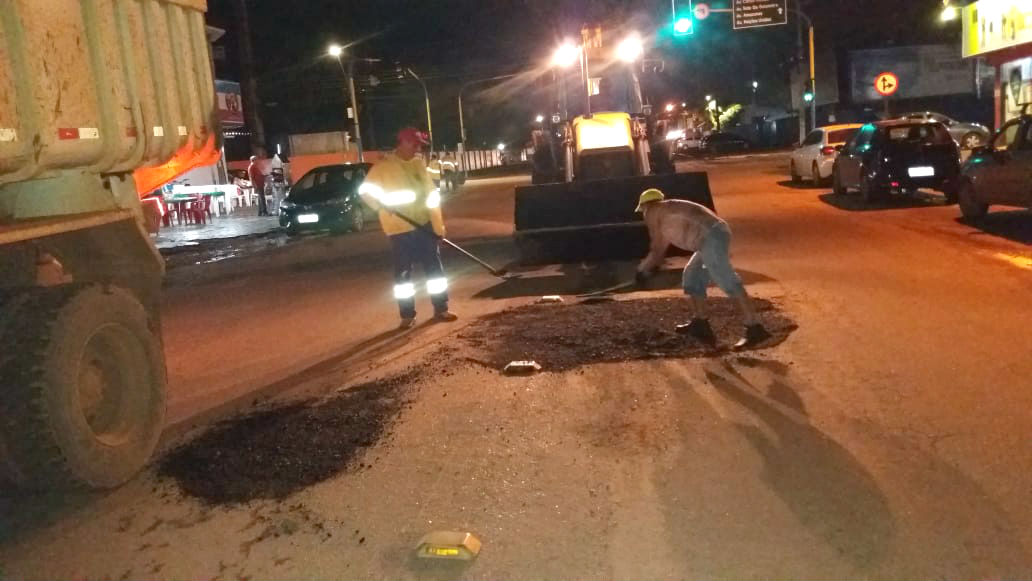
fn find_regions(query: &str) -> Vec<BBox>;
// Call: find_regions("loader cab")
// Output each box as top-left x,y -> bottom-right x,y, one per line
573,113 -> 637,181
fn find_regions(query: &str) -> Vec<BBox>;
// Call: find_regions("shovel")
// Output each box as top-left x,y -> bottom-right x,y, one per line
377,205 -> 517,280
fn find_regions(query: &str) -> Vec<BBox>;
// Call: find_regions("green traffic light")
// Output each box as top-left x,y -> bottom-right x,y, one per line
803,91 -> 814,103
673,17 -> 693,35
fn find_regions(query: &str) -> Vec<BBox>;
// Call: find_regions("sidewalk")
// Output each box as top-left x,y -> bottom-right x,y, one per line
154,206 -> 281,250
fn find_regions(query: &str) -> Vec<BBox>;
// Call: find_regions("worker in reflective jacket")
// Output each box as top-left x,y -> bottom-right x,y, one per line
359,128 -> 457,329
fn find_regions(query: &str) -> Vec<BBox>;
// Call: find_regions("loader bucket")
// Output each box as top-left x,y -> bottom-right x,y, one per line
514,172 -> 715,264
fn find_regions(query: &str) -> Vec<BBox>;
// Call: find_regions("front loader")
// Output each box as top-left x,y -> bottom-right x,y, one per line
516,26 -> 714,264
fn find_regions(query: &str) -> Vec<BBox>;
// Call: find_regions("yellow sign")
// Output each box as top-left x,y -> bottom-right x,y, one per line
874,72 -> 900,96
963,0 -> 1032,57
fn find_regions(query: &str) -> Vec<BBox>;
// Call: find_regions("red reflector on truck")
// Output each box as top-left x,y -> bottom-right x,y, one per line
57,128 -> 80,140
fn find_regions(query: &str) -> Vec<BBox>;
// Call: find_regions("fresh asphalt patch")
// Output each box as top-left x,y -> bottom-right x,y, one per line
459,297 -> 797,372
158,368 -> 422,504
157,298 -> 795,504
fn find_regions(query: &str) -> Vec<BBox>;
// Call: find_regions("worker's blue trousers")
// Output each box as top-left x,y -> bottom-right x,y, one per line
389,228 -> 449,320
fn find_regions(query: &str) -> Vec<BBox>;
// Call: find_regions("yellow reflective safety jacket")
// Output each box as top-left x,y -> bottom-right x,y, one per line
360,153 -> 445,237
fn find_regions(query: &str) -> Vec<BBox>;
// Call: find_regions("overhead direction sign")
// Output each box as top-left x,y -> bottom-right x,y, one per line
874,72 -> 899,97
732,0 -> 788,29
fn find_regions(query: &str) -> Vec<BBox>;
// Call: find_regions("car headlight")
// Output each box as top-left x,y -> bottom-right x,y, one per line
279,200 -> 295,210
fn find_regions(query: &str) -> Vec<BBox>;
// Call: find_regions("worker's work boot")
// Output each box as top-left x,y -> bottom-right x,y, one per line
734,324 -> 772,350
433,311 -> 459,323
676,318 -> 716,345
398,317 -> 416,330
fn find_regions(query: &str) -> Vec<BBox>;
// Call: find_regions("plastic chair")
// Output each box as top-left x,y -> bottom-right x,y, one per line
187,196 -> 210,225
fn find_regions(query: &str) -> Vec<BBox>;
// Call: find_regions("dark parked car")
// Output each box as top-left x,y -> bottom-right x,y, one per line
956,112 -> 1032,219
832,120 -> 961,204
279,163 -> 371,235
700,132 -> 751,155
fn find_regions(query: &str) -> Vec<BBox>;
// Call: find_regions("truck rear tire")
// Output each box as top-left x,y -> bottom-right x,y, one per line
0,284 -> 165,489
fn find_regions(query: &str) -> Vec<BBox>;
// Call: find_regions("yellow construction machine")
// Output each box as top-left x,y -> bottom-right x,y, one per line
516,26 -> 714,263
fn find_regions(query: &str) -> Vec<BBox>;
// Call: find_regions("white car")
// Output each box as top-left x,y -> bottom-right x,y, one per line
790,124 -> 864,186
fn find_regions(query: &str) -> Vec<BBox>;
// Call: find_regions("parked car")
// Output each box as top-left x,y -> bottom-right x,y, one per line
700,132 -> 751,155
897,111 -> 991,150
790,123 -> 864,186
832,120 -> 961,204
956,112 -> 1032,219
279,163 -> 371,235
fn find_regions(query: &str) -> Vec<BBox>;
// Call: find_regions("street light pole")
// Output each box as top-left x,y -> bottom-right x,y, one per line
330,45 -> 364,162
458,74 -> 518,145
405,67 -> 433,153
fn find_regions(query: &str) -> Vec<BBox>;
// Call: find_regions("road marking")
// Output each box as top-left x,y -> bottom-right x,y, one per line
994,252 -> 1032,271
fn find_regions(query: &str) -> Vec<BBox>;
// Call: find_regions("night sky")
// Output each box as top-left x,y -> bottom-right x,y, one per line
207,0 -> 955,156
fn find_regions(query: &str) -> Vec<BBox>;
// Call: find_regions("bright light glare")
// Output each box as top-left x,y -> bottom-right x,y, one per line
705,94 -> 712,102
535,115 -> 545,123
497,143 -> 506,151
940,5 -> 958,21
616,34 -> 644,63
752,80 -> 759,89
666,130 -> 685,141
674,17 -> 693,34
665,103 -> 675,112
328,44 -> 344,58
553,43 -> 580,68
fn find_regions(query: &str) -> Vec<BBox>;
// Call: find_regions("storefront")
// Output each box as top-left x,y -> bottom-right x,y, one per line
963,0 -> 1032,127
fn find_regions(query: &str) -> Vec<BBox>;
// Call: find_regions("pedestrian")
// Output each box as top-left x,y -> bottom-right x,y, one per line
634,188 -> 771,349
248,155 -> 269,216
359,127 -> 457,330
427,154 -> 444,192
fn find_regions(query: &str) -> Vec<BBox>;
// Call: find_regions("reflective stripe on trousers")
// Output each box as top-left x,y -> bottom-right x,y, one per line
389,228 -> 448,319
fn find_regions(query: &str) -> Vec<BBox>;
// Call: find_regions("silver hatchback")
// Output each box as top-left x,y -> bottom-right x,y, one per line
898,112 -> 991,150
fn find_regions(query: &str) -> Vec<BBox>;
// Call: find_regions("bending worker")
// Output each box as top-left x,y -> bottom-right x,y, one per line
635,188 -> 771,349
359,128 -> 457,329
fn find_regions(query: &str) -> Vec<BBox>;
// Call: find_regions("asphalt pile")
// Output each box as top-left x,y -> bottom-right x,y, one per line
158,370 -> 418,504
461,297 -> 796,372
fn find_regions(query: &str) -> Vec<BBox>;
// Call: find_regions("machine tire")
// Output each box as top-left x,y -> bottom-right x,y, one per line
832,166 -> 847,195
0,284 -> 166,489
958,181 -> 988,220
860,173 -> 883,204
961,132 -> 984,150
349,209 -> 366,232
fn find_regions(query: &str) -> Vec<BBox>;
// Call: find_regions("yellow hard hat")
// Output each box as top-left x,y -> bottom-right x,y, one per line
635,188 -> 665,212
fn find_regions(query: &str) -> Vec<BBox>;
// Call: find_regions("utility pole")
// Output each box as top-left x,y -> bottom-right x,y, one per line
346,59 -> 364,162
231,0 -> 267,157
406,68 -> 433,153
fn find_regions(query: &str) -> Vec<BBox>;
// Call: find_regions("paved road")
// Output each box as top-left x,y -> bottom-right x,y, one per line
1,155 -> 1030,579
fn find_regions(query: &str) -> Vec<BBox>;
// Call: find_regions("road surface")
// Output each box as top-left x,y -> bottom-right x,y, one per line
1,153 -> 1029,579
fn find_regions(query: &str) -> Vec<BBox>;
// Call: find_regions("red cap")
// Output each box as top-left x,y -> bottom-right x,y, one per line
397,127 -> 429,146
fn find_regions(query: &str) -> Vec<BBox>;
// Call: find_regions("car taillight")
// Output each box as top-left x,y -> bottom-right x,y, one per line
820,146 -> 836,156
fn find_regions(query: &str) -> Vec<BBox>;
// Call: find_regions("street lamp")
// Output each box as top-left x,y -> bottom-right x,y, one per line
552,43 -> 581,69
497,143 -> 506,151
616,34 -> 643,63
328,44 -> 363,162
665,103 -> 675,113
405,67 -> 434,153
705,94 -> 712,103
940,1 -> 959,22
752,80 -> 759,105
535,115 -> 545,123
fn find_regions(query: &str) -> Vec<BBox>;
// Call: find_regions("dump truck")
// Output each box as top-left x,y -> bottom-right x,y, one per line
516,26 -> 714,264
0,0 -> 219,488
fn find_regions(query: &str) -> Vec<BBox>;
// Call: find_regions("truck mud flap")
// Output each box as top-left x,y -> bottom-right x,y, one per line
514,172 -> 714,264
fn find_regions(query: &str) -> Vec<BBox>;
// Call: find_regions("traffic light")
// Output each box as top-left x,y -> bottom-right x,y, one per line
673,1 -> 694,36
803,89 -> 814,103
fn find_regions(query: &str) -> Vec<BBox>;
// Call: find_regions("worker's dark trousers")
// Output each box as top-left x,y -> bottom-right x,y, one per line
389,228 -> 448,320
